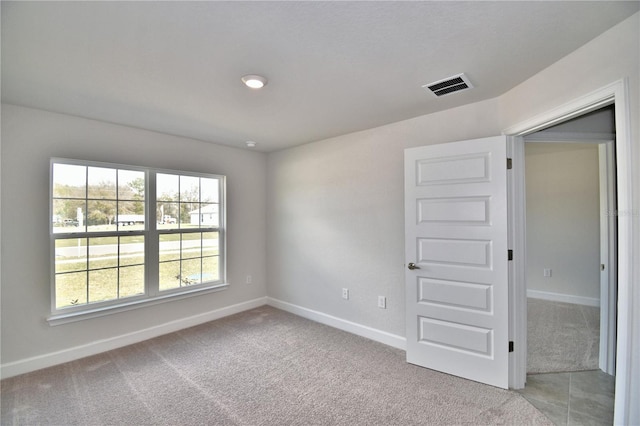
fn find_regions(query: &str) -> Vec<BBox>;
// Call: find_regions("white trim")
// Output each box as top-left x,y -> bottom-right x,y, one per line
610,79 -> 634,426
1,297 -> 268,379
527,290 -> 599,307
48,283 -> 230,326
508,136 -> 527,390
598,142 -> 617,375
504,79 -> 634,425
503,80 -> 619,136
267,297 -> 407,350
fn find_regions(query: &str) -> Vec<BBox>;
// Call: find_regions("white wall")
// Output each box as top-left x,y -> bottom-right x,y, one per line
525,143 -> 601,301
266,97 -> 502,339
0,105 -> 268,370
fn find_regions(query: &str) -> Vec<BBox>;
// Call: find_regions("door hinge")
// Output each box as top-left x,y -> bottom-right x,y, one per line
507,158 -> 513,170
509,341 -> 514,352
508,250 -> 513,261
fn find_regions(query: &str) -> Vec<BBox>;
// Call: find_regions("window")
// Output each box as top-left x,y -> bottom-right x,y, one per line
50,159 -> 226,321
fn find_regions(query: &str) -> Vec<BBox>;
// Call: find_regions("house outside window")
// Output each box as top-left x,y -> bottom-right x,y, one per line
50,158 -> 226,322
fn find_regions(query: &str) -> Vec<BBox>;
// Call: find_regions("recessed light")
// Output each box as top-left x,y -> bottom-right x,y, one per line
241,74 -> 267,89
245,141 -> 257,148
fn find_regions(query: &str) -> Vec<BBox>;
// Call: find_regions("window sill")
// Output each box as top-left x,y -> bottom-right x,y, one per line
47,283 -> 229,326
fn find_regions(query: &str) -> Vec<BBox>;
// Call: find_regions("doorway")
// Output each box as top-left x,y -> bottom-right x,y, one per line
520,144 -> 616,419
523,105 -> 617,376
518,112 -> 618,423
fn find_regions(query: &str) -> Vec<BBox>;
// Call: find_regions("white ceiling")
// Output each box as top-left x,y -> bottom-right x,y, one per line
2,1 -> 638,152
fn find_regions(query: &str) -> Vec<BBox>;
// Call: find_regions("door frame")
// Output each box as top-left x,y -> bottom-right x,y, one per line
598,141 -> 617,375
503,79 -> 632,424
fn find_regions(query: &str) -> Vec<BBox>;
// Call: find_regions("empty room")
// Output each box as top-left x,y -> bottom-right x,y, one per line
1,2 -> 639,425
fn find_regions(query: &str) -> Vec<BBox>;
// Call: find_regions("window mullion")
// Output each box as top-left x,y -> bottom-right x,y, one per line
147,171 -> 159,297
84,167 -> 89,305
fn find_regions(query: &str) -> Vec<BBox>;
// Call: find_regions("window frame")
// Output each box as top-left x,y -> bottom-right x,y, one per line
48,158 -> 227,325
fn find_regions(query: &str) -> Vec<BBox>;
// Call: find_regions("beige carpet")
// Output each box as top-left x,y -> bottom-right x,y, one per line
527,298 -> 600,374
2,306 -> 551,425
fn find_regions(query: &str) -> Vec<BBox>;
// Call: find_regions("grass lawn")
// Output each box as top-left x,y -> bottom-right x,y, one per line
55,232 -> 219,309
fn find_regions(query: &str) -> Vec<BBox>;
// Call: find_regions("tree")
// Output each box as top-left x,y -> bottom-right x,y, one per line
128,177 -> 145,200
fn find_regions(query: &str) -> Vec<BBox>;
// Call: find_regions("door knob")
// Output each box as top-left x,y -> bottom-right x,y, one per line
408,262 -> 420,270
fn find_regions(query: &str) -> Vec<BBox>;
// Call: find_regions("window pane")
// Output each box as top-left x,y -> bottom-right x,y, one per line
118,170 -> 145,201
89,237 -> 118,270
180,175 -> 199,202
53,164 -> 86,198
87,167 -> 116,199
52,199 -> 85,233
202,256 -> 219,282
119,265 -> 145,298
180,176 -> 200,230
202,232 -> 219,257
89,268 -> 118,303
181,233 -> 202,260
180,202 -> 199,228
116,203 -> 145,230
55,235 -> 146,309
159,234 -> 180,262
200,178 -> 219,203
87,200 -> 117,231
157,173 -> 179,201
120,236 -> 145,267
55,238 -> 87,273
56,272 -> 87,309
182,258 -> 201,285
158,231 -> 221,291
157,202 -> 179,229
159,261 -> 180,291
198,204 -> 219,228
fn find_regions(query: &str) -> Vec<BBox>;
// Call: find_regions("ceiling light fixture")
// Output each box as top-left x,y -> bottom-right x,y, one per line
241,74 -> 267,89
245,141 -> 257,148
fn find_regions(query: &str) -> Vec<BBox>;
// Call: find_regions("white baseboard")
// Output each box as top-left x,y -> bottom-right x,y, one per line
527,289 -> 599,307
2,296 -> 406,379
0,297 -> 268,380
266,297 -> 406,350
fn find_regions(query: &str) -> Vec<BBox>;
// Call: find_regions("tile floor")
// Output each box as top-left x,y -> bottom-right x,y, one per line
518,370 -> 615,425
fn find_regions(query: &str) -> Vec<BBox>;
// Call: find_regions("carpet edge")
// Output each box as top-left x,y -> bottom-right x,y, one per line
0,296 -> 268,379
266,297 -> 406,350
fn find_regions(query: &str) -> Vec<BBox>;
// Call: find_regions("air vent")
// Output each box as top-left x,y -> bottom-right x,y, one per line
423,73 -> 473,97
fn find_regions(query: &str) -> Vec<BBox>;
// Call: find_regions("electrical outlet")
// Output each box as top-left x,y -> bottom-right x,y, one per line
378,296 -> 387,309
246,275 -> 252,284
342,288 -> 349,300
543,268 -> 552,277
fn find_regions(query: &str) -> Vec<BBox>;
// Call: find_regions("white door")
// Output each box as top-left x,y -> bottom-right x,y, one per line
405,136 -> 510,389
